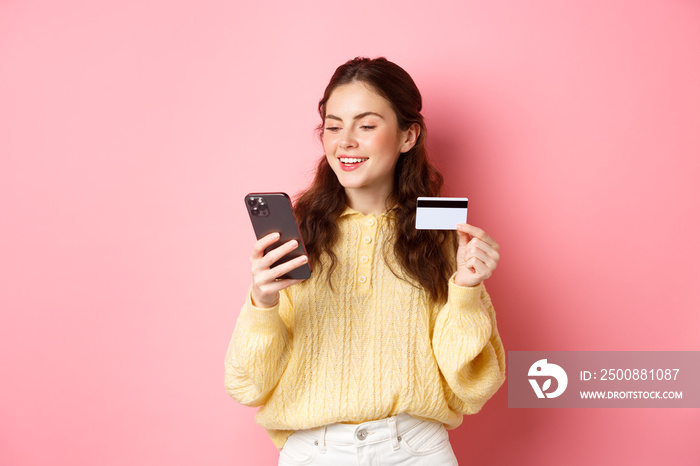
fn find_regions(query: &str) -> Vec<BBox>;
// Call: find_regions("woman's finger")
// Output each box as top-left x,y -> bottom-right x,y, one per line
456,227 -> 470,248
456,223 -> 499,251
463,242 -> 497,270
259,239 -> 300,270
268,254 -> 309,280
467,237 -> 501,264
250,232 -> 281,260
254,254 -> 308,286
257,277 -> 305,297
465,255 -> 492,280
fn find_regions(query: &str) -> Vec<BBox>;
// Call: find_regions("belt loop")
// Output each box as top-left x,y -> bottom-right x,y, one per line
319,425 -> 327,453
387,416 -> 400,450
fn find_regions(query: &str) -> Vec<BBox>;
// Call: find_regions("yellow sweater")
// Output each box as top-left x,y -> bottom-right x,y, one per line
225,206 -> 506,451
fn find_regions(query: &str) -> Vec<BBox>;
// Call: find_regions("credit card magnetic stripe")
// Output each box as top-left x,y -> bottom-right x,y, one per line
416,199 -> 469,209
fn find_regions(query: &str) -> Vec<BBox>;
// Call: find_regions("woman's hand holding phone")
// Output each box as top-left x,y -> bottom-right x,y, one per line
250,232 -> 309,308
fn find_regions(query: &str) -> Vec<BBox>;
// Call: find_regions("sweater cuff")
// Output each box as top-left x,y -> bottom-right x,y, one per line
448,272 -> 483,311
241,289 -> 284,335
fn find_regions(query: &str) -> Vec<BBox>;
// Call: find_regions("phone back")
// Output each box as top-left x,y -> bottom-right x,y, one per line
244,192 -> 311,280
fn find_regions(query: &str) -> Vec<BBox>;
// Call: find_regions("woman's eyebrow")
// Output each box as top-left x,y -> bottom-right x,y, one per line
325,112 -> 385,121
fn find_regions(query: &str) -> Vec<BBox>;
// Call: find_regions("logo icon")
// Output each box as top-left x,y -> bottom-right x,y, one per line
528,359 -> 568,398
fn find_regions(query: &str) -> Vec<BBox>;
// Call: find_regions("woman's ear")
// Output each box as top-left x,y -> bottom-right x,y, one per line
399,123 -> 421,154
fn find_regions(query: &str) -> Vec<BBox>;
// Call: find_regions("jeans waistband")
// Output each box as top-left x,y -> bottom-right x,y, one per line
293,413 -> 430,452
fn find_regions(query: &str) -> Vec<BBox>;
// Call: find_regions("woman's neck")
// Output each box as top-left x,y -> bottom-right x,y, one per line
344,186 -> 394,216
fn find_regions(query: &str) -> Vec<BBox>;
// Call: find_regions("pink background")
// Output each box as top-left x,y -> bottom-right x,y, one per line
2,1 -> 699,465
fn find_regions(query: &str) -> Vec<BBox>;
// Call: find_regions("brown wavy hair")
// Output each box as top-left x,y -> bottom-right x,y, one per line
294,57 -> 456,304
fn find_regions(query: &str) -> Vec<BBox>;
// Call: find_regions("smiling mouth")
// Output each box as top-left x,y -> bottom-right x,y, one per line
338,157 -> 369,172
339,157 -> 369,165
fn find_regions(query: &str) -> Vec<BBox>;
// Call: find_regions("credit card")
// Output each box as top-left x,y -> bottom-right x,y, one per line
415,197 -> 469,230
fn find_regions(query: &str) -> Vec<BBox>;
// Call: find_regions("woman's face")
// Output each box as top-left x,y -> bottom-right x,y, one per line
322,81 -> 417,200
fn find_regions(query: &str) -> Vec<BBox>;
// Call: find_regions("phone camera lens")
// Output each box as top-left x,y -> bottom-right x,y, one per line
257,198 -> 266,206
247,198 -> 256,206
251,207 -> 259,216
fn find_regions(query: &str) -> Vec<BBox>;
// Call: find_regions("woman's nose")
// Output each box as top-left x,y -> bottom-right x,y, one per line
339,130 -> 358,149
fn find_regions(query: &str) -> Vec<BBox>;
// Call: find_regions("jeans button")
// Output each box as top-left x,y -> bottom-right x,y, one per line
357,429 -> 368,440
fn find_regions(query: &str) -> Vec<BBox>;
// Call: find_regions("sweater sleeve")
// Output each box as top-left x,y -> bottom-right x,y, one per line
224,288 -> 293,407
432,274 -> 506,414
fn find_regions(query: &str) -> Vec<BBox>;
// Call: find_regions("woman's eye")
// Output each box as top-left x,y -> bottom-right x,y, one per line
325,126 -> 340,132
360,125 -> 376,130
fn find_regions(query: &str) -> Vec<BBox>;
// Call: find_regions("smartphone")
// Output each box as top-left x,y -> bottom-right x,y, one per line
244,192 -> 311,280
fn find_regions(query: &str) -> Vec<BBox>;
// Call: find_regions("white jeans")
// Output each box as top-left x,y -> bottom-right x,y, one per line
278,413 -> 459,465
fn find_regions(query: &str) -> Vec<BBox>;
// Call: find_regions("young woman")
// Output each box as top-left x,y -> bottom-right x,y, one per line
225,57 -> 505,466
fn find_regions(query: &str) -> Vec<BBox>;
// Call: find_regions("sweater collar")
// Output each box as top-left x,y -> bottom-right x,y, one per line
339,204 -> 398,219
